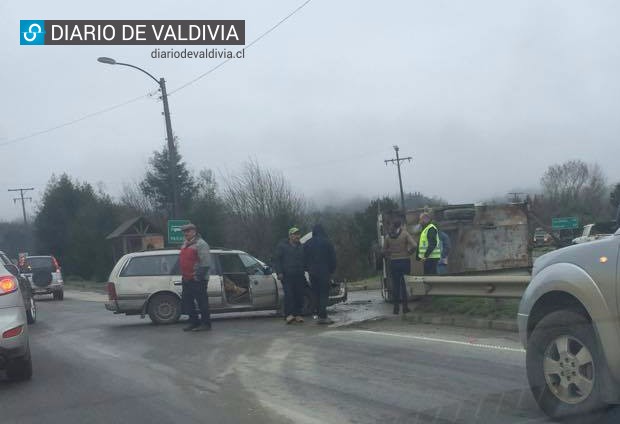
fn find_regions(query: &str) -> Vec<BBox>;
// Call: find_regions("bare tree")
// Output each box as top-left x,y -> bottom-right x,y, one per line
222,160 -> 306,260
537,160 -> 611,224
120,181 -> 157,215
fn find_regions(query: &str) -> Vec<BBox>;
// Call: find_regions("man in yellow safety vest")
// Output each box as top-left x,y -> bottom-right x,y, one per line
417,212 -> 441,275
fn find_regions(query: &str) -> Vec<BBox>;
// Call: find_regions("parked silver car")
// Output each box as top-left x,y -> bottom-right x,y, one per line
518,227 -> 620,421
105,248 -> 347,324
0,251 -> 36,324
0,263 -> 32,381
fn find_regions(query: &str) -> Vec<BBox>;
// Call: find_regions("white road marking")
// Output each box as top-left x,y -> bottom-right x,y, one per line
329,329 -> 526,353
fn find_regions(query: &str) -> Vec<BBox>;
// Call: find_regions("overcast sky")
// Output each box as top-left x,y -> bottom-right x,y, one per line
1,0 -> 619,221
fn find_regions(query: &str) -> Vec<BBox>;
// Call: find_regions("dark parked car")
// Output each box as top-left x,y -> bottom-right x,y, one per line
19,255 -> 64,300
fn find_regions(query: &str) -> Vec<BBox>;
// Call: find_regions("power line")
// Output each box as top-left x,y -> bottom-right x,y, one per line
1,0 -> 314,148
0,94 -> 150,147
8,187 -> 34,225
168,0 -> 314,95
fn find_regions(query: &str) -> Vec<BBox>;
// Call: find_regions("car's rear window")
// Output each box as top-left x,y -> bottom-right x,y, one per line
120,255 -> 179,277
26,257 -> 54,269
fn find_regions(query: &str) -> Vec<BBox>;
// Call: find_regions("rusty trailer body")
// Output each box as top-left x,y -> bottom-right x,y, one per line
378,202 -> 532,301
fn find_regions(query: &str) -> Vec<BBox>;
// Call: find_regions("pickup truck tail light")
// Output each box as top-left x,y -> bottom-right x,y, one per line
107,282 -> 117,301
0,276 -> 18,296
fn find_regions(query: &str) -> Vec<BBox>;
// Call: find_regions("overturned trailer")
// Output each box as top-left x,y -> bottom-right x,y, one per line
377,202 -> 532,301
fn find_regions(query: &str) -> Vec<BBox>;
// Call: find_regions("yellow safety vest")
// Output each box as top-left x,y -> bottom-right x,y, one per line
419,223 -> 441,259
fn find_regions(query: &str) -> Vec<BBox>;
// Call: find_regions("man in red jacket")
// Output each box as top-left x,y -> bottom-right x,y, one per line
179,223 -> 212,332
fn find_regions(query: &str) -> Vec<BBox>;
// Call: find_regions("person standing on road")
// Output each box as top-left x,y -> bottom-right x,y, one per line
273,227 -> 306,324
383,218 -> 417,315
179,223 -> 212,332
304,224 -> 337,325
417,213 -> 441,276
437,230 -> 451,275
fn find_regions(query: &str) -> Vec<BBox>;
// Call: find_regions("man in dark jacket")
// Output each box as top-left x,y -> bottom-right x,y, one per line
304,224 -> 337,325
273,227 -> 306,324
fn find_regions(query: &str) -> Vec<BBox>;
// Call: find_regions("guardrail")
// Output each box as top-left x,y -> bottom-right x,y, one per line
404,275 -> 531,298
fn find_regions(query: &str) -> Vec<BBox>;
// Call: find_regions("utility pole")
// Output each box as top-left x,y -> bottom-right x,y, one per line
159,77 -> 179,219
384,145 -> 412,212
8,187 -> 34,225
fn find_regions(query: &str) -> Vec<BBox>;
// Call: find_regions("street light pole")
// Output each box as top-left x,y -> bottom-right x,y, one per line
97,57 -> 179,219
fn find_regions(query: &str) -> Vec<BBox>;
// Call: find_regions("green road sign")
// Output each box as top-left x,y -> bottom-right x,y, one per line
168,219 -> 190,244
552,217 -> 579,230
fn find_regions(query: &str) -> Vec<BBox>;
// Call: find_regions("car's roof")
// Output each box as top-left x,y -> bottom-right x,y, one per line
123,248 -> 245,258
26,255 -> 53,259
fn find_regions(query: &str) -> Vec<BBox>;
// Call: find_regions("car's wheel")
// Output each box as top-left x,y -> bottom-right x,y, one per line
26,297 -> 37,324
148,293 -> 181,325
6,347 -> 33,382
301,287 -> 317,317
526,310 -> 606,421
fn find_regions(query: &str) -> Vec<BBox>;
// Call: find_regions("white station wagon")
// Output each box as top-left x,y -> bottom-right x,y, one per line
105,248 -> 347,324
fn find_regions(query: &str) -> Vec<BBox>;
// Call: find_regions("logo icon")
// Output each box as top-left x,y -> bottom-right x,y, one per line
20,20 -> 45,45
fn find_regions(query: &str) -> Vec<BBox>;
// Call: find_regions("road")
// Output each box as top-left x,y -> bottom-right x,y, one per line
2,291 -> 619,424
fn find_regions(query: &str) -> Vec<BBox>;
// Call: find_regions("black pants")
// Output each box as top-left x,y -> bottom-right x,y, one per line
423,259 -> 439,275
390,258 -> 410,307
182,279 -> 211,325
310,273 -> 330,319
283,274 -> 305,317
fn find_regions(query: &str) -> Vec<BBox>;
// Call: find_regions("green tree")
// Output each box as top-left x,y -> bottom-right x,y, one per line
403,192 -> 445,210
35,175 -> 122,281
140,142 -> 196,217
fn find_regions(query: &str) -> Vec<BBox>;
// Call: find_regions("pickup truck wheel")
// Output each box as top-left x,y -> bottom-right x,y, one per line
6,347 -> 33,382
148,293 -> 181,325
26,297 -> 37,324
527,310 -> 606,421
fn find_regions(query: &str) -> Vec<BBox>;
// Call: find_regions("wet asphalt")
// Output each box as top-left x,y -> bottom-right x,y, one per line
2,291 -> 619,424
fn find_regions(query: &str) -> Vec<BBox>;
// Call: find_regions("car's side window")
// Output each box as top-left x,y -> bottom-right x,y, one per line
120,255 -> 178,277
219,254 -> 246,274
239,254 -> 264,275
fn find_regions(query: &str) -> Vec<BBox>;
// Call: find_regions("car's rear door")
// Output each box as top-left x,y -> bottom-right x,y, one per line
239,253 -> 277,308
117,254 -> 177,310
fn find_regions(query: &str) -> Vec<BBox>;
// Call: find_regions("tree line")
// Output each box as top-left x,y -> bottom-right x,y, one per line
0,145 -> 618,283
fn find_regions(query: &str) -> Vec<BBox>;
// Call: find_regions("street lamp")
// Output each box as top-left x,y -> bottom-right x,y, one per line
97,56 -> 179,219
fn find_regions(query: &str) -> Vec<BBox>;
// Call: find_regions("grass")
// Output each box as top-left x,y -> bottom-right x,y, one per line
63,279 -> 107,293
414,296 -> 520,320
346,278 -> 382,291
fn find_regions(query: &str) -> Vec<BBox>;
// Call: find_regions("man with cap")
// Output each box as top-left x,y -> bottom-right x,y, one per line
179,223 -> 212,332
417,213 -> 441,275
273,227 -> 306,324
